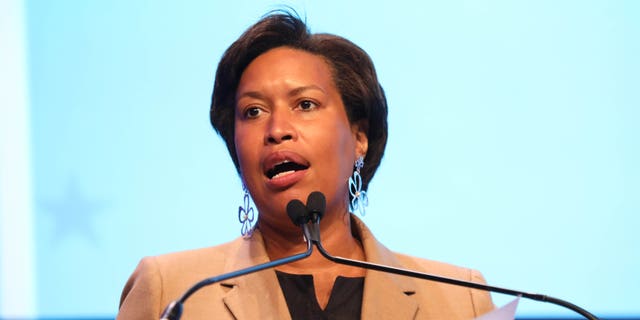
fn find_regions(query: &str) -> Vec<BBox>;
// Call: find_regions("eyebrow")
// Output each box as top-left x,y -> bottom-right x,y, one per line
288,85 -> 325,97
236,85 -> 326,101
236,91 -> 265,101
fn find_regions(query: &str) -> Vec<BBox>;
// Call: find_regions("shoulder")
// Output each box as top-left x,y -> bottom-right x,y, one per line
395,252 -> 495,318
353,214 -> 487,283
394,252 -> 487,283
117,238 -> 244,319
152,239 -> 239,273
352,216 -> 495,317
135,236 -> 245,287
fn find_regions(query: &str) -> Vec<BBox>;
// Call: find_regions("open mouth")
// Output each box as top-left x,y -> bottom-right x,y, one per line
266,160 -> 309,179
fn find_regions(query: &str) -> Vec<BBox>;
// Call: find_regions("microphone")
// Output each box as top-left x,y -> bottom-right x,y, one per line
159,199 -> 315,320
287,198 -> 316,244
304,191 -> 325,242
306,192 -> 599,320
286,199 -> 309,225
306,191 -> 326,221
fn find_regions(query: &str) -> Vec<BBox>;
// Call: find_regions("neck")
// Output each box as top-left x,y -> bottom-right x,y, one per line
260,210 -> 364,273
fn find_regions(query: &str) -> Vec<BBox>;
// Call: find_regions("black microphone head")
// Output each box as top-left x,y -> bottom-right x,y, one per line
306,191 -> 326,220
286,199 -> 308,226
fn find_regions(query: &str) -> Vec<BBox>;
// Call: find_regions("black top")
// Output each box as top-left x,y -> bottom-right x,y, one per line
276,270 -> 365,320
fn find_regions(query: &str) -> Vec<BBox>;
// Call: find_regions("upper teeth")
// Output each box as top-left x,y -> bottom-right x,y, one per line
273,160 -> 289,168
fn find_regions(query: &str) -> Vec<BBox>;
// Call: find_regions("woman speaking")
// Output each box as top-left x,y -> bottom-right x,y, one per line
117,11 -> 494,319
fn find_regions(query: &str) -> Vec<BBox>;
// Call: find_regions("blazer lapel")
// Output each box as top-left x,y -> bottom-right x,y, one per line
217,217 -> 421,319
354,216 -> 420,320
219,231 -> 292,320
362,270 -> 419,319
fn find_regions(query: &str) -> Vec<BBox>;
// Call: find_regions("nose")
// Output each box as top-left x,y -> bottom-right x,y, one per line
265,109 -> 296,144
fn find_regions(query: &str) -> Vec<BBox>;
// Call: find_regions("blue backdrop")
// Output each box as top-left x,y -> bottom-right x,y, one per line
1,0 -> 638,318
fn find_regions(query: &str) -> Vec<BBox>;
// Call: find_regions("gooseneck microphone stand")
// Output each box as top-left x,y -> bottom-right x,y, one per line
159,200 -> 314,320
302,191 -> 599,320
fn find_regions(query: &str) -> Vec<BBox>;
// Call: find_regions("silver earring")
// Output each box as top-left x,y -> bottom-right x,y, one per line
349,156 -> 368,216
238,183 -> 257,238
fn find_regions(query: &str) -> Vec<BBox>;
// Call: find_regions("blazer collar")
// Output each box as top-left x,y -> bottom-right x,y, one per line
218,216 -> 419,320
352,215 -> 420,319
219,231 -> 292,320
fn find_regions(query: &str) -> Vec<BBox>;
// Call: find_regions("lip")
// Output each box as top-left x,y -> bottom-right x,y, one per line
262,151 -> 310,190
265,169 -> 307,190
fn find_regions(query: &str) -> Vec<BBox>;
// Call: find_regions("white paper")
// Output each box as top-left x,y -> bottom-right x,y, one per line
474,297 -> 520,320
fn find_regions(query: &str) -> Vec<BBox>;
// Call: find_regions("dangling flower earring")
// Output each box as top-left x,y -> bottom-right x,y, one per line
349,156 -> 368,216
238,183 -> 257,238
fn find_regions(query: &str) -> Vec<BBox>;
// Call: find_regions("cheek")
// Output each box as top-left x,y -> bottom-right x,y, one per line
233,126 -> 244,164
233,125 -> 256,174
327,126 -> 357,178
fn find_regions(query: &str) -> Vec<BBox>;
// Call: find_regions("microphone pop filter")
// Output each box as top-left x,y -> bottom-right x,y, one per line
286,199 -> 308,226
306,191 -> 326,220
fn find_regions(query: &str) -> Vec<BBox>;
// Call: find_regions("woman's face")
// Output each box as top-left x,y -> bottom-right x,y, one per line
234,47 -> 367,231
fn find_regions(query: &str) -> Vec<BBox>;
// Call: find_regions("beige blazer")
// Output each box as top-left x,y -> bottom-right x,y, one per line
117,216 -> 494,319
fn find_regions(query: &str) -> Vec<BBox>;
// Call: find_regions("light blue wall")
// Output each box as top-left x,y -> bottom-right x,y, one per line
1,0 -> 638,317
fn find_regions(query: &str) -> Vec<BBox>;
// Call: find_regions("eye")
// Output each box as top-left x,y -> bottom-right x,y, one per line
298,100 -> 318,111
243,106 -> 263,119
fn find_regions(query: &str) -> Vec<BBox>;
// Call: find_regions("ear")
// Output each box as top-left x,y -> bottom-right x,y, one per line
352,120 -> 369,158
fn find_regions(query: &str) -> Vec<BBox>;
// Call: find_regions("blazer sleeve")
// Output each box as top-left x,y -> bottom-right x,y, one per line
470,269 -> 496,317
117,257 -> 164,320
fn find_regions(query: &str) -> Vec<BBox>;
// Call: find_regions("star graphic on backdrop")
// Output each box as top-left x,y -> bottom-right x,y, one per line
40,179 -> 106,245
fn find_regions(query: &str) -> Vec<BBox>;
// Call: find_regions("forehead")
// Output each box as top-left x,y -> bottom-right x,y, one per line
236,47 -> 336,94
